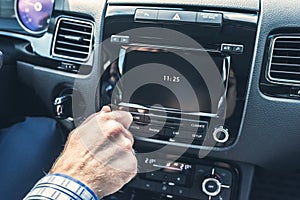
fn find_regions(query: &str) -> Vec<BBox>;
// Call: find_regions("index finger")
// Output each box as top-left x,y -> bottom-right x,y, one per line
99,110 -> 133,130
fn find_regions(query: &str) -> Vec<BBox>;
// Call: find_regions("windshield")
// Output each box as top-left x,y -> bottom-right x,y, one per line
0,0 -> 15,18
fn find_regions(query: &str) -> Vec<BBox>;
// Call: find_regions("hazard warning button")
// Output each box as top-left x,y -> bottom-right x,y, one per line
157,10 -> 197,23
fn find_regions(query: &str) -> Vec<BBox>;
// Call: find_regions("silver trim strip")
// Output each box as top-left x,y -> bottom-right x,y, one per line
119,102 -> 218,118
135,136 -> 213,151
126,43 -> 221,53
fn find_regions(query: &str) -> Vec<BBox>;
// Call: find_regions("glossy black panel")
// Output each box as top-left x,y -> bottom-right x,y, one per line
100,5 -> 258,149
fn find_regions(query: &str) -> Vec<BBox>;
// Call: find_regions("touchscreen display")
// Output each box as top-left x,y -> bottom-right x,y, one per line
119,47 -> 228,114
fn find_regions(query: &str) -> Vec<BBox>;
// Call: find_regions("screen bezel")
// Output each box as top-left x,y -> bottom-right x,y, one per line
115,44 -> 231,118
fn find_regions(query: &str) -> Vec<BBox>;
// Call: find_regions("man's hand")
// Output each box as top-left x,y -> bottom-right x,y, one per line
50,106 -> 137,199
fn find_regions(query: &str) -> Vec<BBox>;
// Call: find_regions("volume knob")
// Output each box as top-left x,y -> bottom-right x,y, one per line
212,126 -> 229,143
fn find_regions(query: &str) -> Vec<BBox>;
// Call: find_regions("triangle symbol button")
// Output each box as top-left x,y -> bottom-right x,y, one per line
172,13 -> 181,21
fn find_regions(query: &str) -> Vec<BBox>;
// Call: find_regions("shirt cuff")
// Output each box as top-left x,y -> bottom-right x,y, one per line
24,173 -> 98,200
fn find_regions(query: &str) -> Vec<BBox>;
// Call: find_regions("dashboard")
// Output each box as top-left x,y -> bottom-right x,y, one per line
1,0 -> 300,200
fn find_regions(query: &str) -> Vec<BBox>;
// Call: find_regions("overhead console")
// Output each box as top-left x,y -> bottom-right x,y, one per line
100,5 -> 258,151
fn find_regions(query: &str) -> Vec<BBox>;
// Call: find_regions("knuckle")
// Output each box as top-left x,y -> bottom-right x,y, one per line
109,122 -> 125,135
99,113 -> 112,122
123,139 -> 133,150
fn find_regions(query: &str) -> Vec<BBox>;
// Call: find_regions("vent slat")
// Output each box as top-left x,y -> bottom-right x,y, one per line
61,21 -> 93,29
273,55 -> 300,59
274,48 -> 300,52
52,18 -> 94,62
275,40 -> 300,44
268,36 -> 300,84
272,62 -> 300,68
57,34 -> 91,42
59,27 -> 92,36
56,41 -> 90,48
270,70 -> 300,75
55,47 -> 89,55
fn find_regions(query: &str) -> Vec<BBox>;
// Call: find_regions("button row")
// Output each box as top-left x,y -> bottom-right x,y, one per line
57,62 -> 80,72
130,123 -> 206,142
140,181 -> 189,197
131,112 -> 208,131
135,9 -> 222,25
145,171 -> 187,186
221,43 -> 244,54
110,35 -> 130,44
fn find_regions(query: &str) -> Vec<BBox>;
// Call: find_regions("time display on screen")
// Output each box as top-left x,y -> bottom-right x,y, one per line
16,0 -> 54,34
163,75 -> 180,83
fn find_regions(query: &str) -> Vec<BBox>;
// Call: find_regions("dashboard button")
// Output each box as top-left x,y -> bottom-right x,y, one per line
135,9 -> 158,20
158,10 -> 197,23
221,43 -> 244,54
143,182 -> 160,192
172,174 -> 187,185
173,186 -> 188,196
202,178 -> 222,197
183,121 -> 207,131
290,87 -> 300,97
215,168 -> 232,186
145,171 -> 164,181
221,44 -> 233,53
130,123 -> 144,131
193,131 -> 206,140
196,12 -> 222,25
232,45 -> 244,54
213,127 -> 229,143
160,184 -> 173,193
164,128 -> 175,137
196,165 -> 212,175
211,188 -> 231,200
132,114 -> 144,123
144,125 -> 163,137
175,130 -> 206,141
110,35 -> 120,43
120,36 -> 130,44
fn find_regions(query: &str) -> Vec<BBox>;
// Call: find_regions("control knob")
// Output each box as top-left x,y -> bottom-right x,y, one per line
212,126 -> 229,143
201,168 -> 231,199
202,177 -> 222,197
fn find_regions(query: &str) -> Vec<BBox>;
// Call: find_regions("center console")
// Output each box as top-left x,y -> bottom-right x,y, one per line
99,4 -> 258,200
105,156 -> 237,200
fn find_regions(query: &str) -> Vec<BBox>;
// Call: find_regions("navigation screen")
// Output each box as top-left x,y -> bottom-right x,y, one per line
119,48 -> 228,114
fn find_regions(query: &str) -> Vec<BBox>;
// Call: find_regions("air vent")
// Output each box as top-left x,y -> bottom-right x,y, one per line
267,36 -> 300,85
52,18 -> 94,62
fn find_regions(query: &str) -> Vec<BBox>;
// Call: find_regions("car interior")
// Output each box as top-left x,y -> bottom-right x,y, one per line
1,0 -> 300,199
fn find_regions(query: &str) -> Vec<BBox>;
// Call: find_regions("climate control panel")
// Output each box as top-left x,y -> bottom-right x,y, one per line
125,158 -> 235,200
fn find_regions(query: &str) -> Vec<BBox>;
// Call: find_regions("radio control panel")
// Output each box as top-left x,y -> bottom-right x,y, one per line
129,110 -> 209,146
100,5 -> 258,149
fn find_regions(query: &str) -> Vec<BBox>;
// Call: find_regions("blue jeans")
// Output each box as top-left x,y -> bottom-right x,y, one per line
0,117 -> 64,199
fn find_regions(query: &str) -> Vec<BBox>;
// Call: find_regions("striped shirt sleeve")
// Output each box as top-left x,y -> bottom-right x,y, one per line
23,173 -> 98,200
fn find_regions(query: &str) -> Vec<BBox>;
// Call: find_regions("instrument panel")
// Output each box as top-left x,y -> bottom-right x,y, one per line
15,0 -> 54,34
